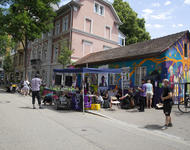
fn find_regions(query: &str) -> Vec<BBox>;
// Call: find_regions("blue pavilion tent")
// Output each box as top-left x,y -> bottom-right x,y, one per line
53,68 -> 123,112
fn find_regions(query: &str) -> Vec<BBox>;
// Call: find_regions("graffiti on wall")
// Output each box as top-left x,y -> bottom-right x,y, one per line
109,36 -> 190,103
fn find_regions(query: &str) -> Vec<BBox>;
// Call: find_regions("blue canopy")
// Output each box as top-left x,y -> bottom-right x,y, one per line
53,68 -> 122,74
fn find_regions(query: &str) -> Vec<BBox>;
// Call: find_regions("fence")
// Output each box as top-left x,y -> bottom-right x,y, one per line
173,83 -> 190,104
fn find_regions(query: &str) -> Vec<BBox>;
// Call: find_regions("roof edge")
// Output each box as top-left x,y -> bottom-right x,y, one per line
160,30 -> 189,53
75,52 -> 161,67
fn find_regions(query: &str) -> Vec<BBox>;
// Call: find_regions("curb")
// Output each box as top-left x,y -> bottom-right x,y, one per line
85,110 -> 112,119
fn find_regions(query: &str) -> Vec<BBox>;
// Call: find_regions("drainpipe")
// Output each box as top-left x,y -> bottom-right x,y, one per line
68,4 -> 73,52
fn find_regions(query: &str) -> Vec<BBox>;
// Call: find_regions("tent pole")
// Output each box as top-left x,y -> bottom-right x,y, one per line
82,73 -> 85,114
121,73 -> 124,96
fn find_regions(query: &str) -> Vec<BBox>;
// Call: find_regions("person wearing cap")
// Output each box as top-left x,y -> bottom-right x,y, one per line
138,79 -> 147,112
31,74 -> 42,109
161,79 -> 173,129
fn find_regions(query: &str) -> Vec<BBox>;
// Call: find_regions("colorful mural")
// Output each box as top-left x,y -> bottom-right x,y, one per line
108,35 -> 190,104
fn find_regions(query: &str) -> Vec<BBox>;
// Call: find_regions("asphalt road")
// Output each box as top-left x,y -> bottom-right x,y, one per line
0,88 -> 190,150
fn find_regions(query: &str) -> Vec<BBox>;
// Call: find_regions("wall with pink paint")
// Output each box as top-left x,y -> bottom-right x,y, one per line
72,0 -> 119,42
71,32 -> 119,60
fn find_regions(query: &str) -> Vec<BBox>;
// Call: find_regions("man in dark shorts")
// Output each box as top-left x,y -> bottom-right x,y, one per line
161,79 -> 173,129
138,79 -> 146,112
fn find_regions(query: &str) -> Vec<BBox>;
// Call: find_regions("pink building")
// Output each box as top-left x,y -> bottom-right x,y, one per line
52,0 -> 125,63
28,0 -> 125,86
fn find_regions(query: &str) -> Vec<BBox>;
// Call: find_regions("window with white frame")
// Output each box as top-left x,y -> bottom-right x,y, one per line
105,26 -> 111,39
48,30 -> 52,36
62,15 -> 69,32
134,66 -> 147,86
118,32 -> 125,46
55,20 -> 60,36
85,18 -> 92,33
82,40 -> 92,56
94,2 -> 104,16
119,37 -> 125,46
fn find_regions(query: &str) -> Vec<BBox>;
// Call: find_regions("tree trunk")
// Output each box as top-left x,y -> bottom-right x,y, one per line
24,37 -> 28,80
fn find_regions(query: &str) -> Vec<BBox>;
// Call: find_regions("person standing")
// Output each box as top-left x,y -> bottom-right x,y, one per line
161,79 -> 173,129
138,79 -> 146,112
146,80 -> 154,108
21,80 -> 30,96
31,74 -> 42,109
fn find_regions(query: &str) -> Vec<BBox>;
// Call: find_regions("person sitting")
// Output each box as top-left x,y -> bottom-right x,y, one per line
108,89 -> 114,108
116,88 -> 122,100
102,91 -> 110,108
119,88 -> 135,109
96,92 -> 104,107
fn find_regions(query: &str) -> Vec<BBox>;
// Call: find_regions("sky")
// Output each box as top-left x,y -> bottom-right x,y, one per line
59,0 -> 190,39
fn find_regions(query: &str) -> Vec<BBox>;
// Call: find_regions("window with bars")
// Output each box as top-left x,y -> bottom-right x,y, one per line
134,66 -> 147,86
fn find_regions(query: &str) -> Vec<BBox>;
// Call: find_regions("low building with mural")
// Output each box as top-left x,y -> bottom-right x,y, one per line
75,30 -> 190,105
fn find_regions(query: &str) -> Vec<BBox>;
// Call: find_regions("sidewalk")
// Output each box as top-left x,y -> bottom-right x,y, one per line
87,105 -> 190,142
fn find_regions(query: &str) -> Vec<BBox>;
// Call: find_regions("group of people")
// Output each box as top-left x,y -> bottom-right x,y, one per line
21,74 -> 174,129
138,79 -> 154,112
139,79 -> 173,129
19,74 -> 42,109
90,88 -> 121,108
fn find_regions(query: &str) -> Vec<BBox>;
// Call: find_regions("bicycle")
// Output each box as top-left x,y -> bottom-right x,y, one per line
178,95 -> 190,113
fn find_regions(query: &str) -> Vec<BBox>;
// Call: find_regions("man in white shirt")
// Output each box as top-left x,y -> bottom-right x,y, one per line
31,74 -> 42,109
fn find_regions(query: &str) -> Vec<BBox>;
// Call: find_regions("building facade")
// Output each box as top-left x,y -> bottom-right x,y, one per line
76,31 -> 190,105
28,0 -> 125,85
0,55 -> 3,82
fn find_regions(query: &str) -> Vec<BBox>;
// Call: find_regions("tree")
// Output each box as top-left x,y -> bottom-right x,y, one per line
113,0 -> 150,45
1,0 -> 60,79
58,40 -> 73,68
0,7 -> 15,57
3,52 -> 14,73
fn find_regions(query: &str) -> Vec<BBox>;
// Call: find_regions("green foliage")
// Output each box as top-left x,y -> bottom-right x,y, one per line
0,8 -> 15,56
5,0 -> 60,43
58,40 -> 73,68
0,34 -> 15,56
3,53 -> 14,73
113,0 -> 150,45
1,0 -> 60,78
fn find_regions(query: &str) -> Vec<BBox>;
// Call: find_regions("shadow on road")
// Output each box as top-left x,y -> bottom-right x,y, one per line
143,124 -> 163,130
173,110 -> 190,117
19,106 -> 34,109
41,105 -> 81,114
125,109 -> 139,113
0,101 -> 11,104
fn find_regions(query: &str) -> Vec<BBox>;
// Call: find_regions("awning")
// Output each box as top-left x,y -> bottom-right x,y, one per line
53,68 -> 122,74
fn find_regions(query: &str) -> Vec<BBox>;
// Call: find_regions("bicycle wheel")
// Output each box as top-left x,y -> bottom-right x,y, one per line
178,99 -> 190,113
